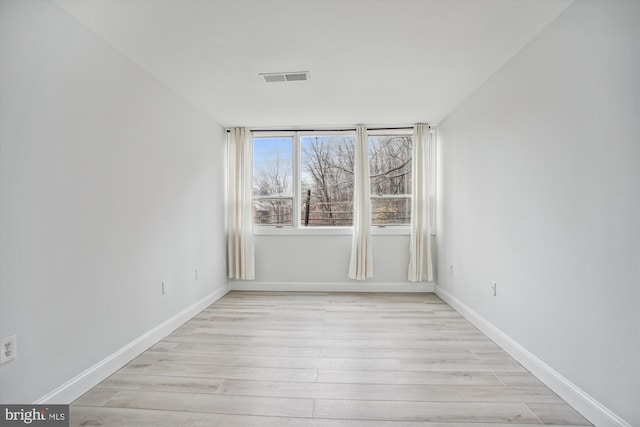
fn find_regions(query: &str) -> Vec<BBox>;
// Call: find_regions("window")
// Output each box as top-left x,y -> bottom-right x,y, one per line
301,135 -> 355,226
253,129 -> 412,230
369,132 -> 412,225
253,137 -> 293,225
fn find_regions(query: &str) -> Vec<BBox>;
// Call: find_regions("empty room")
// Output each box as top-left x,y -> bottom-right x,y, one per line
0,0 -> 638,426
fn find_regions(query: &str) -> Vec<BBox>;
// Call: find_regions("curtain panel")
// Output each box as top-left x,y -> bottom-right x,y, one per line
227,128 -> 255,280
408,123 -> 433,282
348,125 -> 374,280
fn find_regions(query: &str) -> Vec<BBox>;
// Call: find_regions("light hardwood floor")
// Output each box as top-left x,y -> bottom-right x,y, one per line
71,292 -> 592,426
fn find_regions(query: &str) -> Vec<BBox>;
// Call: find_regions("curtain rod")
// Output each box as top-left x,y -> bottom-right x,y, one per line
226,126 -> 425,133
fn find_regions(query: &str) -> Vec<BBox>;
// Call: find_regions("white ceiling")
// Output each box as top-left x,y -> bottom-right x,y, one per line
55,0 -> 572,128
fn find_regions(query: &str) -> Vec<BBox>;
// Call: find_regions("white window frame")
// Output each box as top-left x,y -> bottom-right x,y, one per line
253,129 -> 413,235
252,132 -> 296,228
367,129 -> 413,229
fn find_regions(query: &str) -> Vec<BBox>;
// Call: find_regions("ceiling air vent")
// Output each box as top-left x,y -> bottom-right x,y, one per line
260,71 -> 310,83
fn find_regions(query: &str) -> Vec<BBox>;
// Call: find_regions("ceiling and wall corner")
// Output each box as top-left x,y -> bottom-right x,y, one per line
54,0 -> 573,127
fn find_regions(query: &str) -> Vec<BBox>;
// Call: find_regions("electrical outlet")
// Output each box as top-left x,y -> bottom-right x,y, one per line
162,281 -> 167,295
1,335 -> 17,364
491,282 -> 497,296
195,268 -> 198,280
449,264 -> 454,276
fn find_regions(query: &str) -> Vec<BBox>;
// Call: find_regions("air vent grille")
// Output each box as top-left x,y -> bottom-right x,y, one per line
285,73 -> 308,81
263,74 -> 286,83
260,71 -> 310,83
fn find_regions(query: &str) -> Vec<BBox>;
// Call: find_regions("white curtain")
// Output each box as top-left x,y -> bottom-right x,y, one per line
408,124 -> 433,282
348,125 -> 374,280
227,128 -> 255,280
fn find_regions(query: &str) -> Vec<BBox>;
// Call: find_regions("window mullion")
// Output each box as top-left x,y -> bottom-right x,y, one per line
293,133 -> 301,229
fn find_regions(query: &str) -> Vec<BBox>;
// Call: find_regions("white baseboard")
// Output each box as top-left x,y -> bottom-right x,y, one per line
35,284 -> 230,404
434,285 -> 630,427
230,281 -> 434,292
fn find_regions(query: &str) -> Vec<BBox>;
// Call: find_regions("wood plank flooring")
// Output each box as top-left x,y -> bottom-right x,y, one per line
71,292 -> 592,426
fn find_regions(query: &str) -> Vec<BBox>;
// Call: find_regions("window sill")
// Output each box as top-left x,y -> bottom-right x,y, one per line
372,227 -> 411,236
254,226 -> 411,236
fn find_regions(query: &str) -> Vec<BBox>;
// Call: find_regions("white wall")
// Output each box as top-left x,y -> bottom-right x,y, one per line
0,1 -> 226,403
436,1 -> 639,425
246,234 -> 413,285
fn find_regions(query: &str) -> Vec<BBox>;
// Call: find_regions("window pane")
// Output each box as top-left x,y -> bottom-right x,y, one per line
372,197 -> 411,225
301,135 -> 355,226
253,198 -> 293,225
369,135 -> 412,196
253,137 -> 293,197
369,134 -> 412,226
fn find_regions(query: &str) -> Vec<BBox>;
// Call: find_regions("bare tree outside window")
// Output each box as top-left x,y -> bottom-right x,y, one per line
369,135 -> 412,225
301,136 -> 355,226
